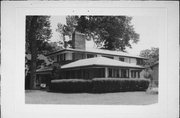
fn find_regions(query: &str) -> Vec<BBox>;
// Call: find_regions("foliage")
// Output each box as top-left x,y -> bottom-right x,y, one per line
49,78 -> 149,93
26,16 -> 52,55
92,78 -> 149,93
56,16 -> 139,51
50,79 -> 91,92
26,16 -> 52,89
140,47 -> 159,66
48,42 -> 63,52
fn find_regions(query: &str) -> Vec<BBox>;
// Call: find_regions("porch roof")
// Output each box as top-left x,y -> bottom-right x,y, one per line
61,57 -> 144,69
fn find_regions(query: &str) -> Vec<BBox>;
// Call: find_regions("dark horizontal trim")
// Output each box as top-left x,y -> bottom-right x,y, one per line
46,48 -> 147,59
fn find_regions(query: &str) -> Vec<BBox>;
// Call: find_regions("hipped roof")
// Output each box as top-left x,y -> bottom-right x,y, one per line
61,57 -> 144,69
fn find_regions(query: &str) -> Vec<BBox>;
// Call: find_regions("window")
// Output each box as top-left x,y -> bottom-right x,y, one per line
108,68 -> 113,77
102,55 -> 113,59
87,54 -> 94,58
119,57 -> 124,62
115,69 -> 119,77
63,53 -> 66,60
108,68 -> 120,78
131,70 -> 140,78
121,69 -> 127,78
137,59 -> 143,65
58,53 -> 66,61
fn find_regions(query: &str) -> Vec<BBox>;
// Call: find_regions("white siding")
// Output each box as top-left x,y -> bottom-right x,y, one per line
97,54 -> 102,57
66,52 -> 72,60
130,58 -> 137,64
114,56 -> 119,60
124,57 -> 130,63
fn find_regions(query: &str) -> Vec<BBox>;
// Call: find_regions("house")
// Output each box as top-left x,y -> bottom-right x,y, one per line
35,31 -> 147,88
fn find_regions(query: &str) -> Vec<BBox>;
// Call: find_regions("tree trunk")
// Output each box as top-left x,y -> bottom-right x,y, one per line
29,16 -> 38,89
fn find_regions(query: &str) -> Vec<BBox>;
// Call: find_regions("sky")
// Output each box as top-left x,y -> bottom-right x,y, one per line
49,16 -> 160,55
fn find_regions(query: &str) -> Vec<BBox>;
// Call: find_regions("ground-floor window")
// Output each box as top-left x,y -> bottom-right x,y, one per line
121,69 -> 128,78
131,70 -> 140,78
62,68 -> 105,79
108,68 -> 129,78
108,68 -> 113,77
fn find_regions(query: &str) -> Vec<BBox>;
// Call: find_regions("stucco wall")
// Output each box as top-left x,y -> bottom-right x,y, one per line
66,52 -> 72,60
130,58 -> 137,64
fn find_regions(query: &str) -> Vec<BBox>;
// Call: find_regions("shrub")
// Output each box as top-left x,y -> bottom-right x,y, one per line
91,78 -> 150,93
49,79 -> 91,93
49,78 -> 150,93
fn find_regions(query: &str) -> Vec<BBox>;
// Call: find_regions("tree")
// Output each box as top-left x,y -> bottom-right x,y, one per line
140,47 -> 159,66
26,16 -> 52,89
56,16 -> 78,48
57,16 -> 139,51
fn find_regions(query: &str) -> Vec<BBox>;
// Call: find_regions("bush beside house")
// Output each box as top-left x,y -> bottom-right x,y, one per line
49,78 -> 150,93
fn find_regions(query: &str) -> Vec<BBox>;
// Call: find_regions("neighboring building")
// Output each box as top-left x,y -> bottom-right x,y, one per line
35,31 -> 147,88
151,61 -> 159,87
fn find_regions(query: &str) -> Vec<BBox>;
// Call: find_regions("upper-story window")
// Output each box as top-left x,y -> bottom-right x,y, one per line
102,55 -> 113,59
87,54 -> 94,58
57,53 -> 66,62
119,57 -> 124,62
137,58 -> 143,65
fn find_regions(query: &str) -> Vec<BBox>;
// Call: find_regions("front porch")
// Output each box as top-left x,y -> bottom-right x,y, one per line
60,66 -> 142,79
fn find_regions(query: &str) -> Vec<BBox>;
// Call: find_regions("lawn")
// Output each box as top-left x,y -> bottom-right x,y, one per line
25,90 -> 158,105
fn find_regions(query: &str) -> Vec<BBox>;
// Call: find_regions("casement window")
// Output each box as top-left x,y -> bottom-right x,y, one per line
121,69 -> 127,78
119,57 -> 124,62
108,68 -> 120,78
108,68 -> 113,77
131,70 -> 140,78
87,54 -> 94,58
137,59 -> 143,65
115,69 -> 119,77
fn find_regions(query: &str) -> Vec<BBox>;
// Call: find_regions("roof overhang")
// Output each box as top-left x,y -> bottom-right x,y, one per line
46,48 -> 148,59
61,57 -> 145,69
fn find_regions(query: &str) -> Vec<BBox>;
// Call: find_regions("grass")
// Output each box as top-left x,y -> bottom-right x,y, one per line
25,90 -> 158,105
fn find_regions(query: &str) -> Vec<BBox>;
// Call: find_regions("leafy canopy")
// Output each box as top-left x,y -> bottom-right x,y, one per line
57,16 -> 139,51
26,16 -> 53,55
140,47 -> 159,66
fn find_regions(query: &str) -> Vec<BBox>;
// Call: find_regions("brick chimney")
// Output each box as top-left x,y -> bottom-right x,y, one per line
72,31 -> 86,50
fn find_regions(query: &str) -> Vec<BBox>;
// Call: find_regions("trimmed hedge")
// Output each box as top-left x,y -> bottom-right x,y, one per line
49,79 -> 92,92
92,78 -> 150,93
49,78 -> 150,93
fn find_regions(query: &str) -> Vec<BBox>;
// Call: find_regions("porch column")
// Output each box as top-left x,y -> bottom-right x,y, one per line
105,67 -> 108,78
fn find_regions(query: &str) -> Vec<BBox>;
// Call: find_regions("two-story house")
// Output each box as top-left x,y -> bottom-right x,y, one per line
36,31 -> 146,88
